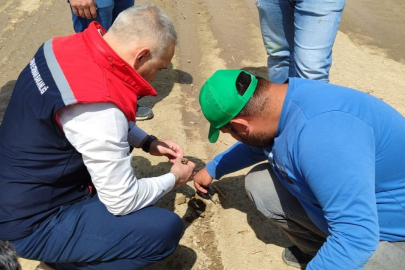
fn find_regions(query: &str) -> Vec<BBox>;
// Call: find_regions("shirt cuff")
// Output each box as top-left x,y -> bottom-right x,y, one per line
128,125 -> 148,148
206,161 -> 218,179
161,173 -> 176,195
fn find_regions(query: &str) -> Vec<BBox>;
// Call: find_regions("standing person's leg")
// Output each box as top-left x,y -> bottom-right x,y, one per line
12,195 -> 183,270
293,0 -> 345,82
255,0 -> 295,84
69,0 -> 115,32
364,241 -> 405,270
111,0 -> 135,23
245,163 -> 327,256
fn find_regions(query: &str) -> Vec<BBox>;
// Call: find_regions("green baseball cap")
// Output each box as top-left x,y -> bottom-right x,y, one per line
199,69 -> 258,143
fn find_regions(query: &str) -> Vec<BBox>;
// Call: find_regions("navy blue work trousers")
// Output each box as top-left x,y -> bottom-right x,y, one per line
12,195 -> 183,270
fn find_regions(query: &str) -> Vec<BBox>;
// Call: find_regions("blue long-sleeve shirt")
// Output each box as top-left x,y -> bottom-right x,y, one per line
206,78 -> 405,269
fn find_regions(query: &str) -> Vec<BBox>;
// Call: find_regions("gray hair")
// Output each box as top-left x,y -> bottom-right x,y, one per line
109,4 -> 177,59
0,241 -> 20,270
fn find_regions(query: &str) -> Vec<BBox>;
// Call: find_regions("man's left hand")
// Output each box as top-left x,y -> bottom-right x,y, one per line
149,140 -> 184,163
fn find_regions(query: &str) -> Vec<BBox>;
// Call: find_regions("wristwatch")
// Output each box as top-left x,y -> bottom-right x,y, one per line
142,135 -> 158,153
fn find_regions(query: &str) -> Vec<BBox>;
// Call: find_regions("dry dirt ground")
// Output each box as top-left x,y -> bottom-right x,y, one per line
1,0 -> 404,269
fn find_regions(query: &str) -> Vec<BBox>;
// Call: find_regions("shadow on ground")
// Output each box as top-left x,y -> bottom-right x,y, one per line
138,64 -> 193,109
131,154 -> 204,270
130,154 -> 207,230
210,174 -> 292,248
203,65 -> 290,247
0,66 -> 192,125
131,152 -> 292,270
144,245 -> 197,270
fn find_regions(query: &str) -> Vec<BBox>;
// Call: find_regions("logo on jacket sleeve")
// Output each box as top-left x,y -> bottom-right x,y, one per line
30,58 -> 49,95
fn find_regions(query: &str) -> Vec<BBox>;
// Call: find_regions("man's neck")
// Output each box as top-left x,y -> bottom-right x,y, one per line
265,82 -> 289,136
103,33 -> 133,66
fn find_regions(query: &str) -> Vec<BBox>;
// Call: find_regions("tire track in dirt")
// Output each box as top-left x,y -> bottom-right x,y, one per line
1,0 -> 48,66
140,1 -> 293,269
171,1 -> 293,269
136,0 -> 227,269
1,0 -> 72,125
169,1 -> 227,268
0,0 -> 72,86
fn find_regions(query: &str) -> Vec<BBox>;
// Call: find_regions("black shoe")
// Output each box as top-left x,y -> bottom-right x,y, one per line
35,262 -> 55,270
136,104 -> 153,121
282,246 -> 314,269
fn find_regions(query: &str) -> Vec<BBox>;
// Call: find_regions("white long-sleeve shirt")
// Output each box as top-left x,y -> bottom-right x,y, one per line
58,102 -> 175,215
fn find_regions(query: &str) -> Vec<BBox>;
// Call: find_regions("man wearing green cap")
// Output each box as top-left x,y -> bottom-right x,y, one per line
194,69 -> 405,269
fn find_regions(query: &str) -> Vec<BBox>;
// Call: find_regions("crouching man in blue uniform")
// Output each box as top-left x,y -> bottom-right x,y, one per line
194,69 -> 405,269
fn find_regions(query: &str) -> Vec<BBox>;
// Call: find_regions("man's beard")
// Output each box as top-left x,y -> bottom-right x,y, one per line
236,130 -> 274,147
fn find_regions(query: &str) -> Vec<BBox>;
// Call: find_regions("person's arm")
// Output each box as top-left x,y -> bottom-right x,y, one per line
69,0 -> 97,19
127,122 -> 148,148
194,142 -> 268,193
298,112 -> 379,270
58,102 -> 181,215
206,142 -> 268,179
127,123 -> 184,163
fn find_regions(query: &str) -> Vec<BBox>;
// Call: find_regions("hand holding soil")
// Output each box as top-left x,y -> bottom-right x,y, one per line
171,157 -> 196,187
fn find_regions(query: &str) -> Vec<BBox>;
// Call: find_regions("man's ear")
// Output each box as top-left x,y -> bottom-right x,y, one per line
133,48 -> 151,69
229,117 -> 250,135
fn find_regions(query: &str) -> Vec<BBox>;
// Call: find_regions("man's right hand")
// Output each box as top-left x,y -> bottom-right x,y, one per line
69,0 -> 97,19
170,157 -> 196,187
193,168 -> 213,194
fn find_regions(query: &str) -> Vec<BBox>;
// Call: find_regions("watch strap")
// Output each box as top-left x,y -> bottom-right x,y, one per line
142,135 -> 158,153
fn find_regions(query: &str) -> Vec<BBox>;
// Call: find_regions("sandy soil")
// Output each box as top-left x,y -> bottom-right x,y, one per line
1,0 -> 404,269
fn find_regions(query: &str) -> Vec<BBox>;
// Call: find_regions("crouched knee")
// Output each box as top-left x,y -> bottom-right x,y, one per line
144,211 -> 183,262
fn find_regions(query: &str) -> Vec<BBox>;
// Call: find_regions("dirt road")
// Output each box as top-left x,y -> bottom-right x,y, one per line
1,0 -> 404,269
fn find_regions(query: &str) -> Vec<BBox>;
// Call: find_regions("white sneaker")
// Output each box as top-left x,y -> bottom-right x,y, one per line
136,105 -> 154,121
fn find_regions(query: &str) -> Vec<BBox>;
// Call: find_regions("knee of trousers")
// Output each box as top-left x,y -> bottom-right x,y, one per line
245,163 -> 284,219
143,212 -> 184,262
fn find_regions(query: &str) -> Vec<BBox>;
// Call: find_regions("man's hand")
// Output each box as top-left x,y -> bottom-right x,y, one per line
170,157 -> 196,187
149,140 -> 184,163
69,0 -> 97,19
193,168 -> 213,194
